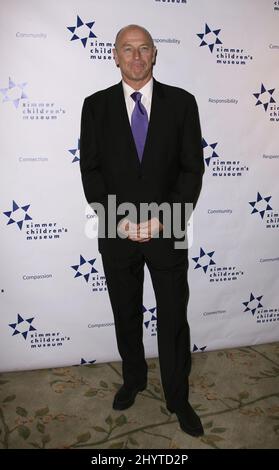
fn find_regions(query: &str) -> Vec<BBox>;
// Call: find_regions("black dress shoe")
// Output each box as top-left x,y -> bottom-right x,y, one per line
168,402 -> 204,437
113,384 -> 147,410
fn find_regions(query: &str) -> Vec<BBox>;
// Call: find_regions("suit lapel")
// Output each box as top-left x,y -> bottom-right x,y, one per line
141,79 -> 166,170
110,82 -> 140,171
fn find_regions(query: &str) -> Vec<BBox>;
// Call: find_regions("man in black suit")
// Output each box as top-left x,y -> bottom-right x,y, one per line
80,25 -> 204,437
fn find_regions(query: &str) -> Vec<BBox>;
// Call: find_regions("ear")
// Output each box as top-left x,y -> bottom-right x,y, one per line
113,48 -> 119,67
152,47 -> 157,65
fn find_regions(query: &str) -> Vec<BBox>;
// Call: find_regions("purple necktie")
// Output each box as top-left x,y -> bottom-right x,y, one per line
131,92 -> 148,162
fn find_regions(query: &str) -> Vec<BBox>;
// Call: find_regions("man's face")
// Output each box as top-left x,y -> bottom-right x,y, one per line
113,27 -> 156,85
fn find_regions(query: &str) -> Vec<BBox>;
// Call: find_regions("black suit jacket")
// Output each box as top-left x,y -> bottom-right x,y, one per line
80,78 -> 204,265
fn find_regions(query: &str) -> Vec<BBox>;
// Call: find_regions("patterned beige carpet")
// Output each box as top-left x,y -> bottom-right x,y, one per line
0,342 -> 278,449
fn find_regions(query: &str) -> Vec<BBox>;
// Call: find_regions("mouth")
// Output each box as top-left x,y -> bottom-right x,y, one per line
132,62 -> 145,69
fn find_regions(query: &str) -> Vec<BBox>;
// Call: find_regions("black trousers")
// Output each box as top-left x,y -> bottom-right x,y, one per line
101,249 -> 191,411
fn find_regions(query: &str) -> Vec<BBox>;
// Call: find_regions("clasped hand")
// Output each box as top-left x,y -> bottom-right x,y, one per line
117,217 -> 163,243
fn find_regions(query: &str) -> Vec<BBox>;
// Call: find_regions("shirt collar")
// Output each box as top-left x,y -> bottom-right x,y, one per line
122,77 -> 153,101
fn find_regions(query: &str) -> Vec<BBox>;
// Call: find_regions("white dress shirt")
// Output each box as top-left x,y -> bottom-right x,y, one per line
122,77 -> 153,124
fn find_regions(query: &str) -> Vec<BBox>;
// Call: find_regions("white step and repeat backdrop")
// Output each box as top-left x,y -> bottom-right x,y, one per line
1,0 -> 279,372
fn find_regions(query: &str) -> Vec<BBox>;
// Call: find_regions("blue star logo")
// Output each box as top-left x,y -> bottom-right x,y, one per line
68,139 -> 80,163
9,314 -> 36,340
3,200 -> 32,230
203,138 -> 219,166
243,293 -> 263,316
193,344 -> 207,352
197,23 -> 222,53
67,16 -> 97,48
80,358 -> 96,365
0,77 -> 28,108
249,192 -> 272,219
192,248 -> 216,273
143,305 -> 157,336
71,255 -> 98,283
253,84 -> 276,112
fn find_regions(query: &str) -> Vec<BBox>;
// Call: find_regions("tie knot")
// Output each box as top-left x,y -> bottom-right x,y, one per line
131,91 -> 142,103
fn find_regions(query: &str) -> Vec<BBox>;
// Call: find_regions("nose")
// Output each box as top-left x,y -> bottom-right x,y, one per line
132,48 -> 141,60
